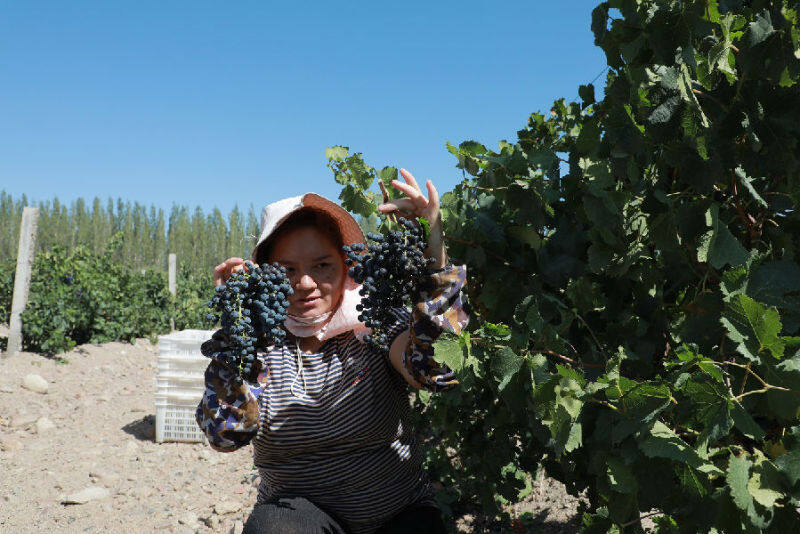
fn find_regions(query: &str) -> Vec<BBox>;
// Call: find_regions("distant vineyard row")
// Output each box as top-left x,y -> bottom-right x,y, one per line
0,234 -> 215,354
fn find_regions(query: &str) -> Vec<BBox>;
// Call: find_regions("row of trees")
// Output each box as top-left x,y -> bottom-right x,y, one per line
0,190 -> 261,276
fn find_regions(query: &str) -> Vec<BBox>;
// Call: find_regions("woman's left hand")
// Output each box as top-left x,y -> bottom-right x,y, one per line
378,168 -> 448,270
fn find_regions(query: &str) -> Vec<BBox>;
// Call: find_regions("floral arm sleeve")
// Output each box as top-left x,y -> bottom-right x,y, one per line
195,329 -> 264,451
403,263 -> 469,392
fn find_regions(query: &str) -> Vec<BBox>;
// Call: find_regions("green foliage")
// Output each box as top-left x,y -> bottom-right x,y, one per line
14,233 -> 214,355
172,261 -> 216,331
328,1 -> 800,530
0,258 -> 14,324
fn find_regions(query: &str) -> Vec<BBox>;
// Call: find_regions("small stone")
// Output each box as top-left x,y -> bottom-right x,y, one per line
35,417 -> 56,434
0,384 -> 14,393
0,436 -> 23,452
22,374 -> 48,394
62,486 -> 110,504
202,514 -> 220,530
178,511 -> 199,526
89,470 -> 119,485
214,500 -> 242,515
230,521 -> 244,534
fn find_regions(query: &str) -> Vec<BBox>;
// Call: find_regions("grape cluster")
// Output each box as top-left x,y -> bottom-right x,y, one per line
205,261 -> 293,383
343,217 -> 434,354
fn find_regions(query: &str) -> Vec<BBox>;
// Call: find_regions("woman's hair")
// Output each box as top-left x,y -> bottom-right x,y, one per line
254,208 -> 344,265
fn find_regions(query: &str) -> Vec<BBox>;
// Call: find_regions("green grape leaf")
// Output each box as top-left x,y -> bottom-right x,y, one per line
721,294 -> 785,361
493,346 -> 523,392
325,145 -> 349,161
677,464 -> 709,498
606,456 -> 637,494
697,204 -> 748,269
638,421 -> 705,468
747,453 -> 783,509
680,379 -> 733,444
734,167 -> 767,207
433,335 -> 465,373
749,260 -> 800,309
730,401 -> 766,441
726,453 -> 753,512
378,166 -> 399,198
709,14 -> 736,76
775,448 -> 800,486
745,11 -> 774,47
506,225 -> 541,250
648,95 -> 682,124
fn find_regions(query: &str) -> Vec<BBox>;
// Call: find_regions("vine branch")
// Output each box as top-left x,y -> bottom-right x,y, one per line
620,510 -> 664,528
692,88 -> 729,112
712,360 -> 794,400
537,349 -> 604,369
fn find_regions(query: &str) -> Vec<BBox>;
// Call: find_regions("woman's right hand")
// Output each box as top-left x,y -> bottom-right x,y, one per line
201,327 -> 265,383
213,257 -> 246,287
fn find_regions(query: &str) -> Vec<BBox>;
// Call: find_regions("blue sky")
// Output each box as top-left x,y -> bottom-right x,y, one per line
0,1 -> 606,216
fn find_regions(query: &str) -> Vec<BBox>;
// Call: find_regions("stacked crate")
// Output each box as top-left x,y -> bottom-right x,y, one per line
154,329 -> 214,443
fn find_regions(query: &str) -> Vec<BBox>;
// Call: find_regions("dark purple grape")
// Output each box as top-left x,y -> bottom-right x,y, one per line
343,217 -> 434,354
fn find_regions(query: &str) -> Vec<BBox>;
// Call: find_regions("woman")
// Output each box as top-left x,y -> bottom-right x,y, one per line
196,170 -> 468,534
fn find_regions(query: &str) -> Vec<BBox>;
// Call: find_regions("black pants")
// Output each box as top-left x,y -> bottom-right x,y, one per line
242,496 -> 447,534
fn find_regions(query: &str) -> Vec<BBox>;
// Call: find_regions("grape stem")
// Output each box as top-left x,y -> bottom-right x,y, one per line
537,349 -> 604,369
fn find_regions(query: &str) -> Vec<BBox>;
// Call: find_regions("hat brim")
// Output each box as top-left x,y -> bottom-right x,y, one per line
250,193 -> 366,263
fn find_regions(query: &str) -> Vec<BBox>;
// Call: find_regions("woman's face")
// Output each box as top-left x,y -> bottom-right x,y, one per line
268,226 -> 345,318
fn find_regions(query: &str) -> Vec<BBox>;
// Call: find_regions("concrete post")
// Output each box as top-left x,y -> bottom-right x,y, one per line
168,253 -> 177,331
4,207 -> 39,358
168,254 -> 177,297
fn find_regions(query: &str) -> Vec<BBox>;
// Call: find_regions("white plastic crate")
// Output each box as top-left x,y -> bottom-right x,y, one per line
155,392 -> 207,443
154,329 -> 215,443
155,371 -> 207,396
158,330 -> 213,365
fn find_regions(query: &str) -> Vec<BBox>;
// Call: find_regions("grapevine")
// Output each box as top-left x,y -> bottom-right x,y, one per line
326,1 -> 800,525
206,261 -> 293,383
343,217 -> 434,354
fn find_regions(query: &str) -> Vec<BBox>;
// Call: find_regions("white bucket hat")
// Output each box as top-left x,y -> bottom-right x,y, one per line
251,193 -> 365,263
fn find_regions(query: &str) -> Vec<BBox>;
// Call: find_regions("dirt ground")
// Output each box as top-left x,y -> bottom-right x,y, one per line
0,327 -> 583,534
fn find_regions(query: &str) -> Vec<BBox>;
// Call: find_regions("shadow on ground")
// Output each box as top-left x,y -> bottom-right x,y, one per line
512,509 -> 580,534
122,414 -> 156,441
455,510 -> 580,534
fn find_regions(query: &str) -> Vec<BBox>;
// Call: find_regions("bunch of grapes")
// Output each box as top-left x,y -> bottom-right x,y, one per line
206,261 -> 293,383
343,217 -> 434,354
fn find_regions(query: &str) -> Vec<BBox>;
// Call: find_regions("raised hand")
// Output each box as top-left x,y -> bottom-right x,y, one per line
213,257 -> 246,287
377,168 -> 448,270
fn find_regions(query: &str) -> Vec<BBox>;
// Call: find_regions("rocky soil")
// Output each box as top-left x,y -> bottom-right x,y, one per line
0,329 -> 583,534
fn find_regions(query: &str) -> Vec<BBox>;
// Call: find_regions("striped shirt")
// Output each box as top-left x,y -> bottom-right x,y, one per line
196,265 -> 468,533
